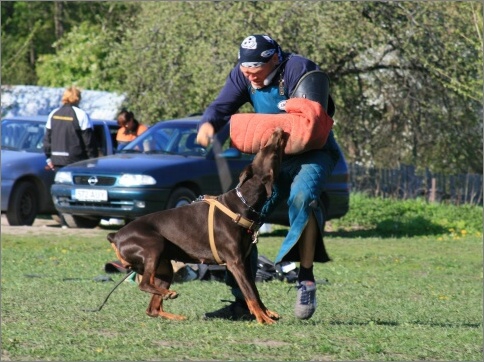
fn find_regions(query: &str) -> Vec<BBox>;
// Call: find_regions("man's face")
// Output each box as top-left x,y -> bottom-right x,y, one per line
239,55 -> 278,89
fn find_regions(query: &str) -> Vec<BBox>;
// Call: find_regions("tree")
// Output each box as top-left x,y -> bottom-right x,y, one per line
35,22 -> 115,90
341,2 -> 483,173
3,1 -> 482,174
1,1 -> 139,85
1,2 -> 56,84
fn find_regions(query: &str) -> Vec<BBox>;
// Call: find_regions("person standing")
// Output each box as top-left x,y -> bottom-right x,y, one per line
43,86 -> 98,170
196,34 -> 341,320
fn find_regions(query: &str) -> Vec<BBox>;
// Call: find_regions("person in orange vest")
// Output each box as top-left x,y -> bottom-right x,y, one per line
115,109 -> 148,151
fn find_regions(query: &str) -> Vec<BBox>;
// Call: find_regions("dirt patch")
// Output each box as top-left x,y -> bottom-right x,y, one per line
1,214 -> 120,237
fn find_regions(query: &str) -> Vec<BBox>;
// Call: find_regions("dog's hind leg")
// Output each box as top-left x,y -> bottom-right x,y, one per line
145,260 -> 186,321
110,241 -> 131,269
133,239 -> 178,299
147,294 -> 187,321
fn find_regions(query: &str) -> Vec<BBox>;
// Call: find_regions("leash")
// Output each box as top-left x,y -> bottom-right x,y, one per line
211,134 -> 232,193
201,196 -> 260,265
81,270 -> 135,312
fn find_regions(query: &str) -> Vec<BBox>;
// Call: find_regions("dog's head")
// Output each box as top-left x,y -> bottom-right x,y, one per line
238,127 -> 287,198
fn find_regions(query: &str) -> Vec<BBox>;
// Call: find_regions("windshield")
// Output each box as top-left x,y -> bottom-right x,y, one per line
120,122 -> 209,156
1,119 -> 45,152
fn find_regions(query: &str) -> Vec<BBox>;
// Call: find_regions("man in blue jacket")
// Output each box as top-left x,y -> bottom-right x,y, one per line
196,34 -> 340,320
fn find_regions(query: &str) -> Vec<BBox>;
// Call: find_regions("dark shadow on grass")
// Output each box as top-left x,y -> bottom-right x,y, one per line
37,214 -> 54,220
261,216 -> 448,239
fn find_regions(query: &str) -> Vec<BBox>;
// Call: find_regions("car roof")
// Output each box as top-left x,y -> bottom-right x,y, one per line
2,115 -> 202,125
2,115 -> 48,122
153,116 -> 202,125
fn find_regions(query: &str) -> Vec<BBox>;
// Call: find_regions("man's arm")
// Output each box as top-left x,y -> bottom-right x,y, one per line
196,67 -> 250,146
73,107 -> 98,158
82,128 -> 99,158
43,128 -> 52,159
199,68 -> 251,128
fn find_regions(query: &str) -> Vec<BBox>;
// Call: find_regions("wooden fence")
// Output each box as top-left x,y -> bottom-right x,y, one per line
348,164 -> 483,206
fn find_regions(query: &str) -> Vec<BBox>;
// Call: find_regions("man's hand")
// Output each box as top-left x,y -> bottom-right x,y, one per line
45,158 -> 55,171
196,122 -> 215,147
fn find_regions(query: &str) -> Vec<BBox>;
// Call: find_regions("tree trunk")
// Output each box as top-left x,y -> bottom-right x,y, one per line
54,2 -> 64,40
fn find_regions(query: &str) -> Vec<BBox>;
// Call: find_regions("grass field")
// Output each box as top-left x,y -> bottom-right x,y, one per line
2,215 -> 482,361
2,195 -> 483,361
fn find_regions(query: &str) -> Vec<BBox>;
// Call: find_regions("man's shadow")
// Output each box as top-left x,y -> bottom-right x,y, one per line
265,216 -> 448,238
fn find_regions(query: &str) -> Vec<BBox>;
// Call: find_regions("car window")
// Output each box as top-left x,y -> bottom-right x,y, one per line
117,121 -> 251,159
122,123 -> 201,155
1,120 -> 45,152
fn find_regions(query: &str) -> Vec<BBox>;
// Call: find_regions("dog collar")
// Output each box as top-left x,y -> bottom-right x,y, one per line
235,183 -> 262,217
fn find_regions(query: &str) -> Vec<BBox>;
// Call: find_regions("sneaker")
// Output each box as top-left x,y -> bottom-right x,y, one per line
204,299 -> 254,321
294,281 -> 317,320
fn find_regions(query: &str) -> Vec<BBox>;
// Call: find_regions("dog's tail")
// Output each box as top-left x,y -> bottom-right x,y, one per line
107,232 -> 116,244
85,233 -> 132,313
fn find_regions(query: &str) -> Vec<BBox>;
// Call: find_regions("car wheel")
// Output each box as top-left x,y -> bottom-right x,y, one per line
166,187 -> 197,209
62,214 -> 101,228
6,180 -> 39,226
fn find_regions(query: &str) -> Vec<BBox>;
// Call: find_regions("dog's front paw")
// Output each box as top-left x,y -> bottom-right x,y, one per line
255,313 -> 278,325
266,309 -> 280,320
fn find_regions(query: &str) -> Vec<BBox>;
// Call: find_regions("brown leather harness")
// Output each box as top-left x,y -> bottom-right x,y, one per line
200,195 -> 261,265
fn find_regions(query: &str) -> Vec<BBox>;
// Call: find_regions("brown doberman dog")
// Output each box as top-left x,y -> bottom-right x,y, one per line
107,128 -> 287,324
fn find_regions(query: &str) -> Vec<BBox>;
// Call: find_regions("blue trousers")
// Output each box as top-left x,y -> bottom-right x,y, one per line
227,131 -> 340,300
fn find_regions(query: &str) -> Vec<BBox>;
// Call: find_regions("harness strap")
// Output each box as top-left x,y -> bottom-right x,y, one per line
203,196 -> 258,230
202,196 -> 260,265
207,200 -> 224,265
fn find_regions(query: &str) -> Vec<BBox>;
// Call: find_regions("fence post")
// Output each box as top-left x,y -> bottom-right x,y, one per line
429,178 -> 437,203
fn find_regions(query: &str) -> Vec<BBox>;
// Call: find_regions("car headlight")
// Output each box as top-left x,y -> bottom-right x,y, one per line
54,171 -> 73,184
118,174 -> 156,187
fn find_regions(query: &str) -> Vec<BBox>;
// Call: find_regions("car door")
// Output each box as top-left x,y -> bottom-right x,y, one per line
92,122 -> 118,156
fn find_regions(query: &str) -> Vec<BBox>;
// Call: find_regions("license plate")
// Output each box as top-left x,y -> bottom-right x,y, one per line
73,189 -> 108,202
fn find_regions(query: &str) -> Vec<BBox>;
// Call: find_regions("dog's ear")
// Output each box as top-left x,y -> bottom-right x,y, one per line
262,169 -> 274,198
239,164 -> 254,185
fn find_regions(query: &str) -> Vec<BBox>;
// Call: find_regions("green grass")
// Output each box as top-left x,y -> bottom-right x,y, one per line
330,193 -> 483,237
2,196 -> 483,361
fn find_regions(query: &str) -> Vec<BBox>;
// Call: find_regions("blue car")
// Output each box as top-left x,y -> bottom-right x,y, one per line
51,116 -> 349,228
1,116 -> 119,225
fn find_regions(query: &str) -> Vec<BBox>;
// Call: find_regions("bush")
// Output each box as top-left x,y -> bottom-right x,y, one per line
330,193 -> 483,237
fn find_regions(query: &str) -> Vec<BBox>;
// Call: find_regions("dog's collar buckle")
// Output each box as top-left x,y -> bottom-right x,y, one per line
233,213 -> 242,224
251,230 -> 259,244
